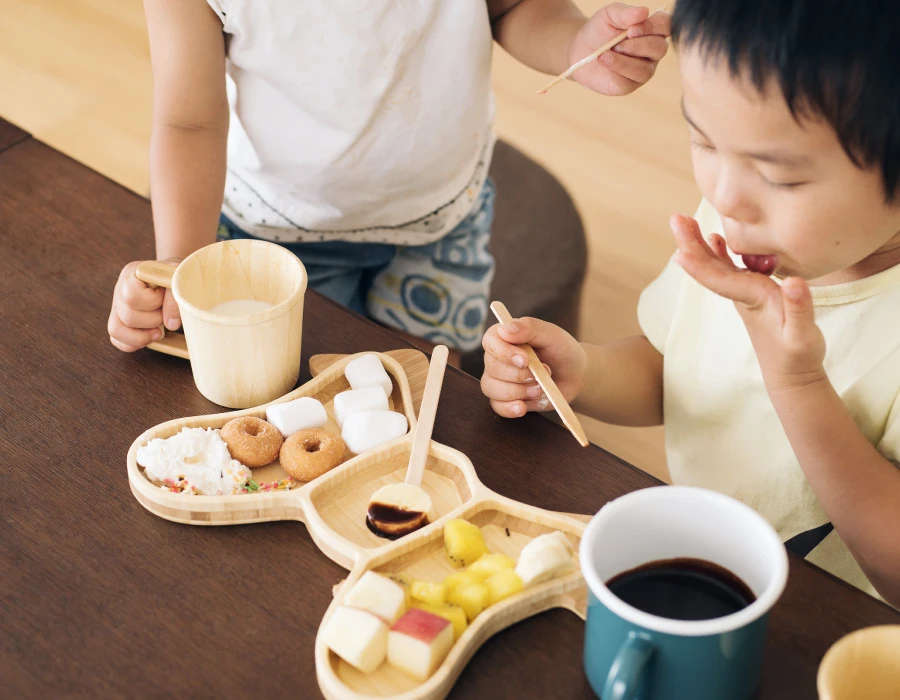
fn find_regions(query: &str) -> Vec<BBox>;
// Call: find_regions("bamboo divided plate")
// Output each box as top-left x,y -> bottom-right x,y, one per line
126,349 -> 590,700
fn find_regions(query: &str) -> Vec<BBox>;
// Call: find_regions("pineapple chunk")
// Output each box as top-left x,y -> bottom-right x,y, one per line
410,601 -> 468,641
447,582 -> 489,621
485,569 -> 524,606
468,553 -> 516,579
443,569 -> 485,590
443,519 -> 488,568
409,580 -> 447,607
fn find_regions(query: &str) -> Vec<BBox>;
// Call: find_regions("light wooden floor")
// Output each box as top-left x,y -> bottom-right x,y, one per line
0,0 -> 699,481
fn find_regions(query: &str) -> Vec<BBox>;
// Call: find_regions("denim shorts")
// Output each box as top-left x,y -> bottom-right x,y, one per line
217,179 -> 496,351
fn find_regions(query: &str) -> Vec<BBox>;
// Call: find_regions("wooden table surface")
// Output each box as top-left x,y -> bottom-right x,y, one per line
1,117 -> 897,699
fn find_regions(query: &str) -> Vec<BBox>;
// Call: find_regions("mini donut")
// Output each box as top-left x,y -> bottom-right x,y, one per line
280,428 -> 346,481
220,416 -> 283,468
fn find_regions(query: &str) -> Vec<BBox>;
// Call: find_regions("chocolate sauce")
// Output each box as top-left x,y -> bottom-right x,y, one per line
366,502 -> 428,540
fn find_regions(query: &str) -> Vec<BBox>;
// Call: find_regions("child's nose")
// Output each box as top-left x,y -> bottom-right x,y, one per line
710,168 -> 760,226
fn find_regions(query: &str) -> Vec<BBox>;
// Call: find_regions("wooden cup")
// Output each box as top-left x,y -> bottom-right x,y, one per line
817,625 -> 900,700
136,239 -> 307,409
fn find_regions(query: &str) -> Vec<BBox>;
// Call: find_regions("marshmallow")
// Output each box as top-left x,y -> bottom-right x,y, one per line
333,387 -> 390,428
342,410 -> 409,454
266,396 -> 327,438
345,354 -> 393,397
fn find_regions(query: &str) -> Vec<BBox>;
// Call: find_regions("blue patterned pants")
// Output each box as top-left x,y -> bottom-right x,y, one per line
218,179 -> 495,351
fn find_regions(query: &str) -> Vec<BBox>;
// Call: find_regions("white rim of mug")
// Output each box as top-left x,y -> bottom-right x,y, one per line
173,239 -> 308,326
579,485 -> 789,637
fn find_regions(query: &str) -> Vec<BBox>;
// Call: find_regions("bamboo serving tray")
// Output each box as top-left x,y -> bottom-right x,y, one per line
127,349 -> 589,700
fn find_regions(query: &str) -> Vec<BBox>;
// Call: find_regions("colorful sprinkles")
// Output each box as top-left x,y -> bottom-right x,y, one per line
237,477 -> 297,494
160,475 -> 297,495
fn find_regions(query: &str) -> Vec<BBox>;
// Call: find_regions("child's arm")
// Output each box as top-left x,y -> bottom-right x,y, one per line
108,0 -> 227,352
672,215 -> 900,607
145,0 -> 229,262
488,1 -> 670,95
481,319 -> 663,425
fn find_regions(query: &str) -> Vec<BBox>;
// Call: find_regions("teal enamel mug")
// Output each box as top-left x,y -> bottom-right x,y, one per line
579,486 -> 789,700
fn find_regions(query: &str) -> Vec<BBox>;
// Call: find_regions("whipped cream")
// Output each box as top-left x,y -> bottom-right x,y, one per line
137,427 -> 251,495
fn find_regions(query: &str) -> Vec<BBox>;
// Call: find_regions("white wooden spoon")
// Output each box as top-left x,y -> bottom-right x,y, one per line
366,345 -> 449,538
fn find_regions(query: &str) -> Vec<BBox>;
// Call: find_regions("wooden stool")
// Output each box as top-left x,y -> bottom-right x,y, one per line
461,141 -> 588,377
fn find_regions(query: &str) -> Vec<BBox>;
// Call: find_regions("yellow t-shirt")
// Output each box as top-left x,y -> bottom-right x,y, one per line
638,199 -> 900,600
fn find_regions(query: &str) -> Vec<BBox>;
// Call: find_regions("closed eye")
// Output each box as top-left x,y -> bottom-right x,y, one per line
689,138 -> 715,152
761,176 -> 808,190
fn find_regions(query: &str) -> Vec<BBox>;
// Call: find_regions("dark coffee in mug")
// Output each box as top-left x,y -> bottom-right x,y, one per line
606,558 -> 756,621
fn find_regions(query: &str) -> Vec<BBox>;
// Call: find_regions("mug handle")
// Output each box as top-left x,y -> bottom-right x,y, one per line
602,632 -> 655,700
135,261 -> 189,360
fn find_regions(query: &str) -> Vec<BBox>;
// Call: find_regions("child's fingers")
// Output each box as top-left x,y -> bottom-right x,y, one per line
484,353 -> 537,384
114,302 -> 163,331
670,214 -> 717,260
708,233 -> 730,261
613,35 -> 669,62
495,316 -> 563,352
119,266 -> 165,312
109,337 -> 144,353
491,399 -> 528,419
483,324 -> 530,369
108,308 -> 162,350
490,396 -> 551,419
601,3 -> 650,31
780,277 -> 818,344
599,51 -> 657,85
162,288 -> 182,331
481,373 -> 544,403
626,9 -> 671,39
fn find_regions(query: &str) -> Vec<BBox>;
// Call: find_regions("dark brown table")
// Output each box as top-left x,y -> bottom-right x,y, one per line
1,117 -> 897,699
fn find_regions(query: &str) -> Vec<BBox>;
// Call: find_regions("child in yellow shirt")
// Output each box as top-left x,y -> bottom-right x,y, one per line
481,0 -> 900,605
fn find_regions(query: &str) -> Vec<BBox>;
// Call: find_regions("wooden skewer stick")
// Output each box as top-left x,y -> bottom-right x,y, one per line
537,6 -> 668,95
405,345 -> 449,487
490,301 -> 589,448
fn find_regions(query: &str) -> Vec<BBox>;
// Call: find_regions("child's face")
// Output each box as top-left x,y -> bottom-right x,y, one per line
679,48 -> 900,284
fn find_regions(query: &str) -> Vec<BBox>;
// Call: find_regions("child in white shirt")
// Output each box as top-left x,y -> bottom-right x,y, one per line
108,1 -> 670,359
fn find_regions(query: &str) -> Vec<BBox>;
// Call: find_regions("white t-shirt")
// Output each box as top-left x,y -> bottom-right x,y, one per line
638,199 -> 900,600
206,0 -> 495,244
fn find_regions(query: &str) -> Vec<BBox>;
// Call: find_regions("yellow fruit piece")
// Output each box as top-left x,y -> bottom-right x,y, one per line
443,569 -> 484,590
409,580 -> 447,607
447,582 -> 489,622
485,569 -> 524,606
410,601 -> 468,641
468,553 -> 516,579
443,519 -> 488,568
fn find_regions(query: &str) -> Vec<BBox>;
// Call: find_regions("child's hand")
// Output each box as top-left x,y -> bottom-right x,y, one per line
670,215 -> 828,395
569,4 -> 671,96
481,317 -> 587,418
108,259 -> 182,352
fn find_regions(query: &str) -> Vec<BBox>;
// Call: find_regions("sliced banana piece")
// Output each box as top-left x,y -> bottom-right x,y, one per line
515,530 -> 576,587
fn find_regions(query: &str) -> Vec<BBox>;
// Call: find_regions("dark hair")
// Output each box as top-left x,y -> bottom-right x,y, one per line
672,0 -> 900,201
